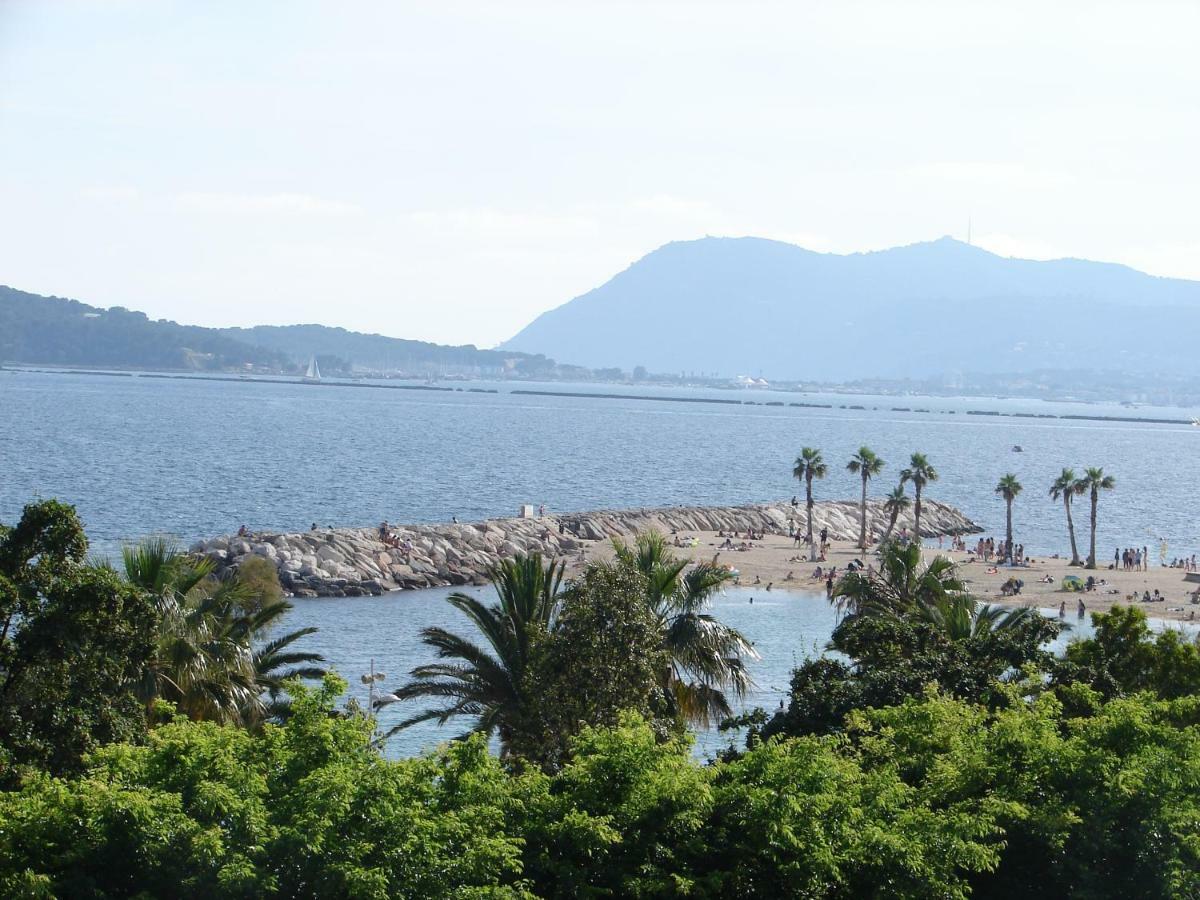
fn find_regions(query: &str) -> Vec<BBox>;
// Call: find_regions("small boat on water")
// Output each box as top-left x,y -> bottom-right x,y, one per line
303,356 -> 321,382
1012,445 -> 1023,453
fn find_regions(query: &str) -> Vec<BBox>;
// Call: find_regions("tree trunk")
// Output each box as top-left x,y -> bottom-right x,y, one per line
913,484 -> 923,543
859,475 -> 868,549
806,476 -> 816,562
1087,490 -> 1098,569
880,511 -> 899,544
1005,499 -> 1014,562
1065,497 -> 1081,566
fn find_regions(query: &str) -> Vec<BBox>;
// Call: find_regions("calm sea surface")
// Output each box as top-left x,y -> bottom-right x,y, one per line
3,369 -> 1199,755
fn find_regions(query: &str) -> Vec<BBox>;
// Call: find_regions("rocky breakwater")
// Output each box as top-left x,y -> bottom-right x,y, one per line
191,499 -> 980,598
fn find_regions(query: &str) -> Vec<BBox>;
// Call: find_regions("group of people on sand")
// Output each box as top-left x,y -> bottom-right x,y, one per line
787,526 -> 831,559
1168,555 -> 1198,572
972,537 -> 1028,566
1115,546 -> 1150,571
717,526 -> 780,553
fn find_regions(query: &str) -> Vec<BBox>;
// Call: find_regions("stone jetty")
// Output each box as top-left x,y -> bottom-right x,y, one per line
190,499 -> 980,598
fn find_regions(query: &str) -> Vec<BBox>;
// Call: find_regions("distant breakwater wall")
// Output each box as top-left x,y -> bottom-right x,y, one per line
191,499 -> 981,598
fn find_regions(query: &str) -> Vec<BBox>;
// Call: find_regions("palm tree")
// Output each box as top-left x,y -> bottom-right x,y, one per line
847,446 -> 885,549
1050,468 -> 1085,566
612,532 -> 758,726
878,484 -> 911,544
793,447 -> 828,561
381,553 -> 564,752
899,452 -> 938,541
994,474 -> 1022,563
903,593 -> 1039,641
123,539 -> 324,727
251,624 -> 326,724
833,541 -> 967,618
1076,467 -> 1116,569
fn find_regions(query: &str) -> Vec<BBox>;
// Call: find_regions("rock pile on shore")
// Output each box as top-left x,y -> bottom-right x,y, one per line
190,499 -> 980,598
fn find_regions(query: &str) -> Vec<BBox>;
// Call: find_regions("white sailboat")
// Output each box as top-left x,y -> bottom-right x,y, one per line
303,355 -> 321,381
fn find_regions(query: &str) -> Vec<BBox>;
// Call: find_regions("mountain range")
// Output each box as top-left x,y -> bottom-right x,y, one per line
501,237 -> 1200,380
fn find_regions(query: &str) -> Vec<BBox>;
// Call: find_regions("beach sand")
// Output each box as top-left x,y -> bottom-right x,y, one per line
573,530 -> 1200,622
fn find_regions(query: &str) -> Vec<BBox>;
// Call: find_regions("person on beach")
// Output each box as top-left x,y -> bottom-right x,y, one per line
1059,600 -> 1066,618
1077,597 -> 1086,617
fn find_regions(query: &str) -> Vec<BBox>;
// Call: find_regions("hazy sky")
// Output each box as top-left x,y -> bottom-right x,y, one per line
2,1 -> 1197,347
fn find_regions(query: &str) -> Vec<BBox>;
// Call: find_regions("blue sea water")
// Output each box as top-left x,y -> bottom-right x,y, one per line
3,369 -> 1199,756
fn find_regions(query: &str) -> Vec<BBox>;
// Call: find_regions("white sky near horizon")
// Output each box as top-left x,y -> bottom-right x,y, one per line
1,1 -> 1198,348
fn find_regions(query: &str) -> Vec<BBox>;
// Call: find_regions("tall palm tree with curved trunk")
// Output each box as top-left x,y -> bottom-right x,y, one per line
899,452 -> 938,541
878,484 -> 911,544
994,474 -> 1022,563
1077,467 -> 1116,569
793,447 -> 828,562
847,446 -> 885,549
381,553 -> 564,753
612,532 -> 758,726
1050,468 -> 1085,566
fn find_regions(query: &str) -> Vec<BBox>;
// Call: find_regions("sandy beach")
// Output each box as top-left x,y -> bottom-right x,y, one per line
577,530 -> 1200,622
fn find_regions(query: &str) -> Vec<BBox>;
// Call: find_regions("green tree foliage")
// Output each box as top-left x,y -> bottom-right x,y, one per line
1057,604 -> 1200,701
515,563 -> 670,769
611,532 -> 756,728
124,539 -> 323,727
765,545 -> 1061,740
388,542 -> 754,765
10,686 -> 1197,898
0,501 -> 158,782
0,676 -> 531,899
381,553 -> 565,754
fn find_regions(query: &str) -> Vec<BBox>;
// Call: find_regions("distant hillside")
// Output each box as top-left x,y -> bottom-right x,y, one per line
220,324 -> 538,375
501,237 -> 1200,380
0,286 -> 552,375
0,286 -> 291,371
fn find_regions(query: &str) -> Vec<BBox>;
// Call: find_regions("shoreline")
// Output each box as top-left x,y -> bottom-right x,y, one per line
10,366 -> 1199,426
619,531 -> 1200,622
190,498 -> 1200,620
191,498 -> 979,598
